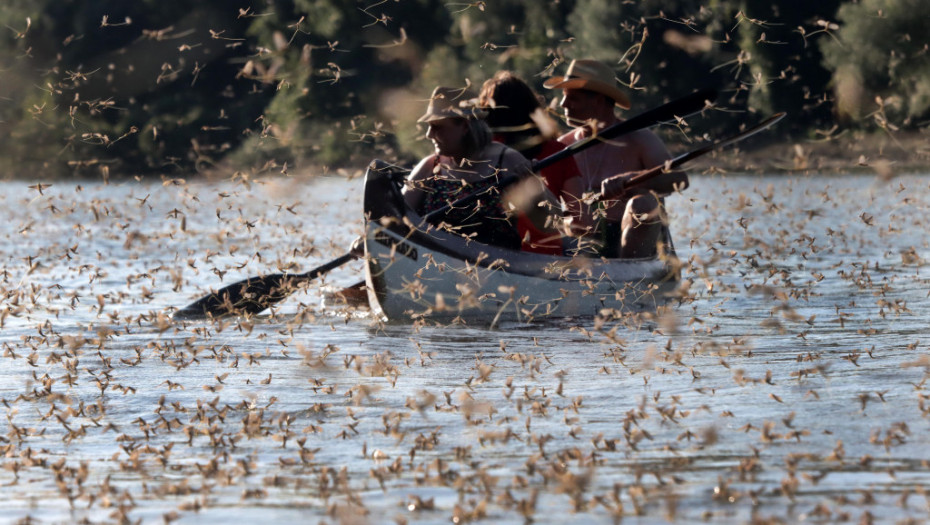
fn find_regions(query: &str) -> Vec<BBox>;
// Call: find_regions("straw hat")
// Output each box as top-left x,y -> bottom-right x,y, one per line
417,86 -> 488,123
543,59 -> 631,109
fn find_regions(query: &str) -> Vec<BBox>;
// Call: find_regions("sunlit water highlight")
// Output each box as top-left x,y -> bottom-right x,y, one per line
1,172 -> 929,524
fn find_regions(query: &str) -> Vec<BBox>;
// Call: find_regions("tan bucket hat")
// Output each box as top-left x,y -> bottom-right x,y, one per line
543,59 -> 631,109
417,86 -> 488,123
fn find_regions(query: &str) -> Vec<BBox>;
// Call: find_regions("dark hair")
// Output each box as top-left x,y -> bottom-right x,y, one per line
478,71 -> 542,130
462,118 -> 492,157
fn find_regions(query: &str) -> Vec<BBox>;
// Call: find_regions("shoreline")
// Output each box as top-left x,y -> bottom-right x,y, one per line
683,129 -> 930,176
4,129 -> 928,181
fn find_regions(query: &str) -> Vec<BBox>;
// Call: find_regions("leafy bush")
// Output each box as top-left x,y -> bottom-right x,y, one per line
1,1 -> 923,179
821,0 -> 930,127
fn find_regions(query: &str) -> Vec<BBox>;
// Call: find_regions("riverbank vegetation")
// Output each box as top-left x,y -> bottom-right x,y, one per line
1,0 -> 928,178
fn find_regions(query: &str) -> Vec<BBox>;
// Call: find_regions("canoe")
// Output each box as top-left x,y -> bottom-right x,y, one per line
359,160 -> 681,323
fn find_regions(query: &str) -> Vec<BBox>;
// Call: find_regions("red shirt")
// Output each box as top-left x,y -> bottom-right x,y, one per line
516,139 -> 582,255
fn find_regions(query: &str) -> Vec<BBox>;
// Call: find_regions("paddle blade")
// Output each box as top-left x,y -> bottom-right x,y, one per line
171,251 -> 358,320
172,273 -> 305,320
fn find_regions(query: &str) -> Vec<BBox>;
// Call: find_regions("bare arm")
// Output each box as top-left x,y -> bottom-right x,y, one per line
402,154 -> 437,214
599,130 -> 688,200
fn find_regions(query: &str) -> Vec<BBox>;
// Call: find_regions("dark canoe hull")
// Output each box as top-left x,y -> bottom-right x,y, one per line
361,160 -> 680,323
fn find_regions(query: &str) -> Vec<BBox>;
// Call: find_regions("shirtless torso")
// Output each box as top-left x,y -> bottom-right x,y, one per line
559,127 -> 673,223
558,124 -> 687,257
544,63 -> 688,258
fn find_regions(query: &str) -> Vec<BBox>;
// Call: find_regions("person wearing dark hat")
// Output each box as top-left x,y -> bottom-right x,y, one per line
477,71 -> 582,255
403,85 -> 551,250
544,59 -> 688,258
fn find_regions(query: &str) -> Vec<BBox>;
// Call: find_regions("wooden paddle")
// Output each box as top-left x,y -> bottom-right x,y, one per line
172,251 -> 358,319
598,112 -> 786,200
172,89 -> 717,320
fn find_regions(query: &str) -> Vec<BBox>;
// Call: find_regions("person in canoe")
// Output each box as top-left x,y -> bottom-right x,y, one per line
544,59 -> 689,258
403,85 -> 554,250
477,71 -> 582,255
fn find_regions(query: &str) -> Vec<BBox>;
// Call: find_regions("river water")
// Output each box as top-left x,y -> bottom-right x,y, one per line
1,171 -> 929,524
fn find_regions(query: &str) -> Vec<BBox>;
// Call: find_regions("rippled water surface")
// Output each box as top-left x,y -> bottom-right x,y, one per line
1,172 -> 930,524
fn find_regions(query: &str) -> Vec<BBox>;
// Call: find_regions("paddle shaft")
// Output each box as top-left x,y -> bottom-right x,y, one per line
295,251 -> 358,282
599,112 -> 786,200
424,88 -> 717,222
533,88 -> 716,172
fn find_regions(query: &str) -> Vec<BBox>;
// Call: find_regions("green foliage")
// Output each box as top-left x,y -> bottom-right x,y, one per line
566,0 -> 623,62
726,0 -> 842,131
1,1 -> 269,176
821,0 -> 930,127
0,1 -> 926,179
293,0 -> 346,37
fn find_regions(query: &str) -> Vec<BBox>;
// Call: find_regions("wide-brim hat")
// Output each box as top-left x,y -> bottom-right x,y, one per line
417,86 -> 488,123
543,59 -> 631,109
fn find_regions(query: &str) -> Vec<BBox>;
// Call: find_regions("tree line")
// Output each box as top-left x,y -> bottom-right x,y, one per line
0,0 -> 926,178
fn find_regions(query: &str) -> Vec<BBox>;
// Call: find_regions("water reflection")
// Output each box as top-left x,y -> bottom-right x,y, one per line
0,173 -> 928,523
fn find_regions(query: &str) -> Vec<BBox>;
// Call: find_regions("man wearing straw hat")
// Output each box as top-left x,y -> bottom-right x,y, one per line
544,59 -> 689,258
403,85 -> 555,249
